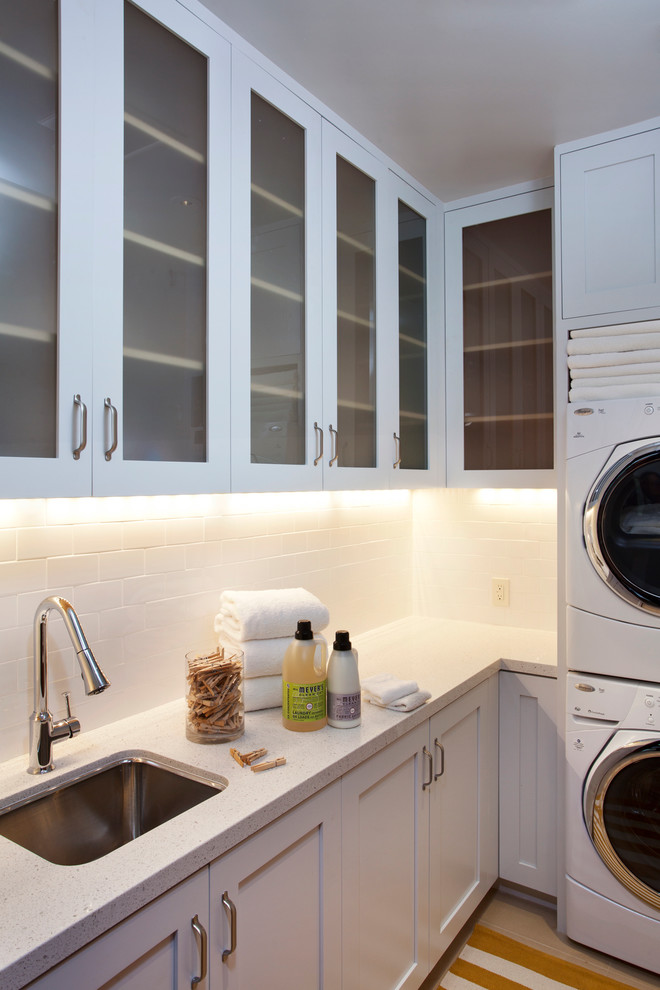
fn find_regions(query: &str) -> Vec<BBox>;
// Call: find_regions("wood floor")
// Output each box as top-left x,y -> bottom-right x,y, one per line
422,885 -> 660,990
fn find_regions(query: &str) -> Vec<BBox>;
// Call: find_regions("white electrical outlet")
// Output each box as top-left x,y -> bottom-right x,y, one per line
492,578 -> 510,607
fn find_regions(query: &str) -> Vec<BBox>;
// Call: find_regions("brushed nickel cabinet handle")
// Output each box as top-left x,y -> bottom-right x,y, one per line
328,424 -> 339,466
72,394 -> 88,460
422,745 -> 433,790
434,738 -> 445,780
191,914 -> 207,987
221,890 -> 237,962
314,421 -> 324,466
104,397 -> 118,461
393,432 -> 402,468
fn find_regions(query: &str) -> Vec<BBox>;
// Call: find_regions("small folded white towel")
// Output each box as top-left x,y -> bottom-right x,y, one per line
570,361 -> 660,379
218,588 -> 329,642
215,627 -> 288,678
368,690 -> 432,712
570,320 -> 660,339
242,675 -> 282,712
568,349 -> 660,369
567,333 -> 660,355
362,673 -> 419,707
569,373 -> 660,388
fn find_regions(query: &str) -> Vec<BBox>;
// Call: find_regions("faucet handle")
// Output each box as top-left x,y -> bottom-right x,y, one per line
63,691 -> 73,719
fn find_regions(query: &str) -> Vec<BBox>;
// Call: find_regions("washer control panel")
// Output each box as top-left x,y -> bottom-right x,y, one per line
567,671 -> 660,725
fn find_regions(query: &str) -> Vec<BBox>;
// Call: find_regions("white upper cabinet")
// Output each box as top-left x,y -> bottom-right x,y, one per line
322,123 -> 392,491
445,186 -> 554,488
0,0 -> 94,497
92,0 -> 231,496
557,118 -> 660,330
230,53 -> 324,494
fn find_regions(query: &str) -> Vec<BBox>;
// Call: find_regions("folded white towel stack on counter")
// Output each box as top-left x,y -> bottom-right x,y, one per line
214,588 -> 330,712
362,673 -> 431,712
567,320 -> 660,401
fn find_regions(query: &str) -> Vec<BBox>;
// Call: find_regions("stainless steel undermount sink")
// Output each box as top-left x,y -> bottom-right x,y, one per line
0,754 -> 227,865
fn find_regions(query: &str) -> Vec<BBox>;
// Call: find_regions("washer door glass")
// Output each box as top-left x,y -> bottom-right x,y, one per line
588,743 -> 660,909
585,443 -> 660,613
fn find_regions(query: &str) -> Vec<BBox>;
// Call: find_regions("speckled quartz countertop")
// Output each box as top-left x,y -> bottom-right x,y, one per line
0,617 -> 556,989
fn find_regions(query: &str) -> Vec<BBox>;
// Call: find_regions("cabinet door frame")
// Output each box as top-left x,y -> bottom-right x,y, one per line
229,52 -> 324,494
558,122 -> 660,327
27,869 -> 210,990
91,0 -> 232,496
210,781 -> 341,990
386,171 -> 444,489
1,0 -> 95,498
445,185 -> 555,489
428,677 -> 498,963
340,722 -> 430,990
321,121 -> 392,491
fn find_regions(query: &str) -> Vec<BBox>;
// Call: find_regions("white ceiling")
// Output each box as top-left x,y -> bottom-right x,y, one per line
198,0 -> 660,203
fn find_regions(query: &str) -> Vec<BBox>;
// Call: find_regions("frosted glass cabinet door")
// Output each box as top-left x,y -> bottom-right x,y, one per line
322,124 -> 391,490
0,0 -> 94,496
92,0 -> 231,496
230,53 -> 323,493
445,186 -> 555,488
390,175 -> 441,488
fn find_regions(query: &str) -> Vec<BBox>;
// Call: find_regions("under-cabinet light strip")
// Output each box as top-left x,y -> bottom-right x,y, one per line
124,229 -> 204,266
251,183 -> 303,219
0,40 -> 55,80
124,113 -> 205,163
463,270 -> 552,292
0,178 -> 54,212
0,322 -> 54,344
464,336 -> 553,354
123,347 -> 204,371
250,277 -> 303,303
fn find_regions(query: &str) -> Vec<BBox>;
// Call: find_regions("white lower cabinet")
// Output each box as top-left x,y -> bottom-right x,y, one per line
341,676 -> 498,990
428,677 -> 499,962
498,671 -> 557,897
27,869 -> 210,990
209,781 -> 342,989
27,679 -> 500,990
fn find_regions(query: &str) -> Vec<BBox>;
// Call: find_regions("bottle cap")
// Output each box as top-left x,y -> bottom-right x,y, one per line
295,619 -> 313,640
333,630 -> 351,650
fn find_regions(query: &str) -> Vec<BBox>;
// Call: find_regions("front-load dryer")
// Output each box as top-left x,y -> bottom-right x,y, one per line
567,398 -> 660,680
566,671 -> 660,974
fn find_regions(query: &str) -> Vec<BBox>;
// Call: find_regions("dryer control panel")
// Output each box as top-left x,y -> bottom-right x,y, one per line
567,671 -> 660,726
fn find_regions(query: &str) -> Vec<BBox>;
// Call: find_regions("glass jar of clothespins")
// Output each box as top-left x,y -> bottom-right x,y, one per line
185,646 -> 244,743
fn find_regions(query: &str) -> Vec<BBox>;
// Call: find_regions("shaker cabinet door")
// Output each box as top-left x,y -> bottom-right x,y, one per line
91,0 -> 231,496
0,0 -> 94,497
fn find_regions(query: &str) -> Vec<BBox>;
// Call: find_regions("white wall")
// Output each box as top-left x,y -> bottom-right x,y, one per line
413,488 -> 557,630
0,487 -> 556,764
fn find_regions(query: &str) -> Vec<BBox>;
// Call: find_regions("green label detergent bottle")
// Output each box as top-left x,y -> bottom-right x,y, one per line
282,619 -> 328,731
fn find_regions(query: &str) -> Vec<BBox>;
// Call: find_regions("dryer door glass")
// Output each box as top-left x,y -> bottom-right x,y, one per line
594,745 -> 660,908
587,444 -> 660,612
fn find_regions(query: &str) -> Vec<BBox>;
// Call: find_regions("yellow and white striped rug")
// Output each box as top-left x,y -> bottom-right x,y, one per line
437,924 -> 641,990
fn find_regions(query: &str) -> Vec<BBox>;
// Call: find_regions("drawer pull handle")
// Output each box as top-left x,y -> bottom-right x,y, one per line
191,914 -> 207,987
422,745 -> 433,790
104,397 -> 118,461
314,422 -> 324,466
72,394 -> 87,460
222,890 -> 237,962
434,738 -> 445,780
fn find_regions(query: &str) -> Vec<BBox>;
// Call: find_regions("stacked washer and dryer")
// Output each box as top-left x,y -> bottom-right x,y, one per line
566,397 -> 660,974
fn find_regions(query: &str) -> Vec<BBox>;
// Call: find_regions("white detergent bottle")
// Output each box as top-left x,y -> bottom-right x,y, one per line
327,630 -> 361,728
282,619 -> 328,732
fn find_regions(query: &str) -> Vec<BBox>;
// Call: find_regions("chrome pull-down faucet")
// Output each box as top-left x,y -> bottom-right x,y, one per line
28,596 -> 110,774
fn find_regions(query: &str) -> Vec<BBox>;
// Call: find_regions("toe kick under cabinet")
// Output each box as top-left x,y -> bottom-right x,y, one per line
26,679 -> 498,990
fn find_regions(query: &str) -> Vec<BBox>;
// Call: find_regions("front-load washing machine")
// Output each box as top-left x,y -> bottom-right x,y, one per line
566,671 -> 660,974
567,397 -> 660,681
